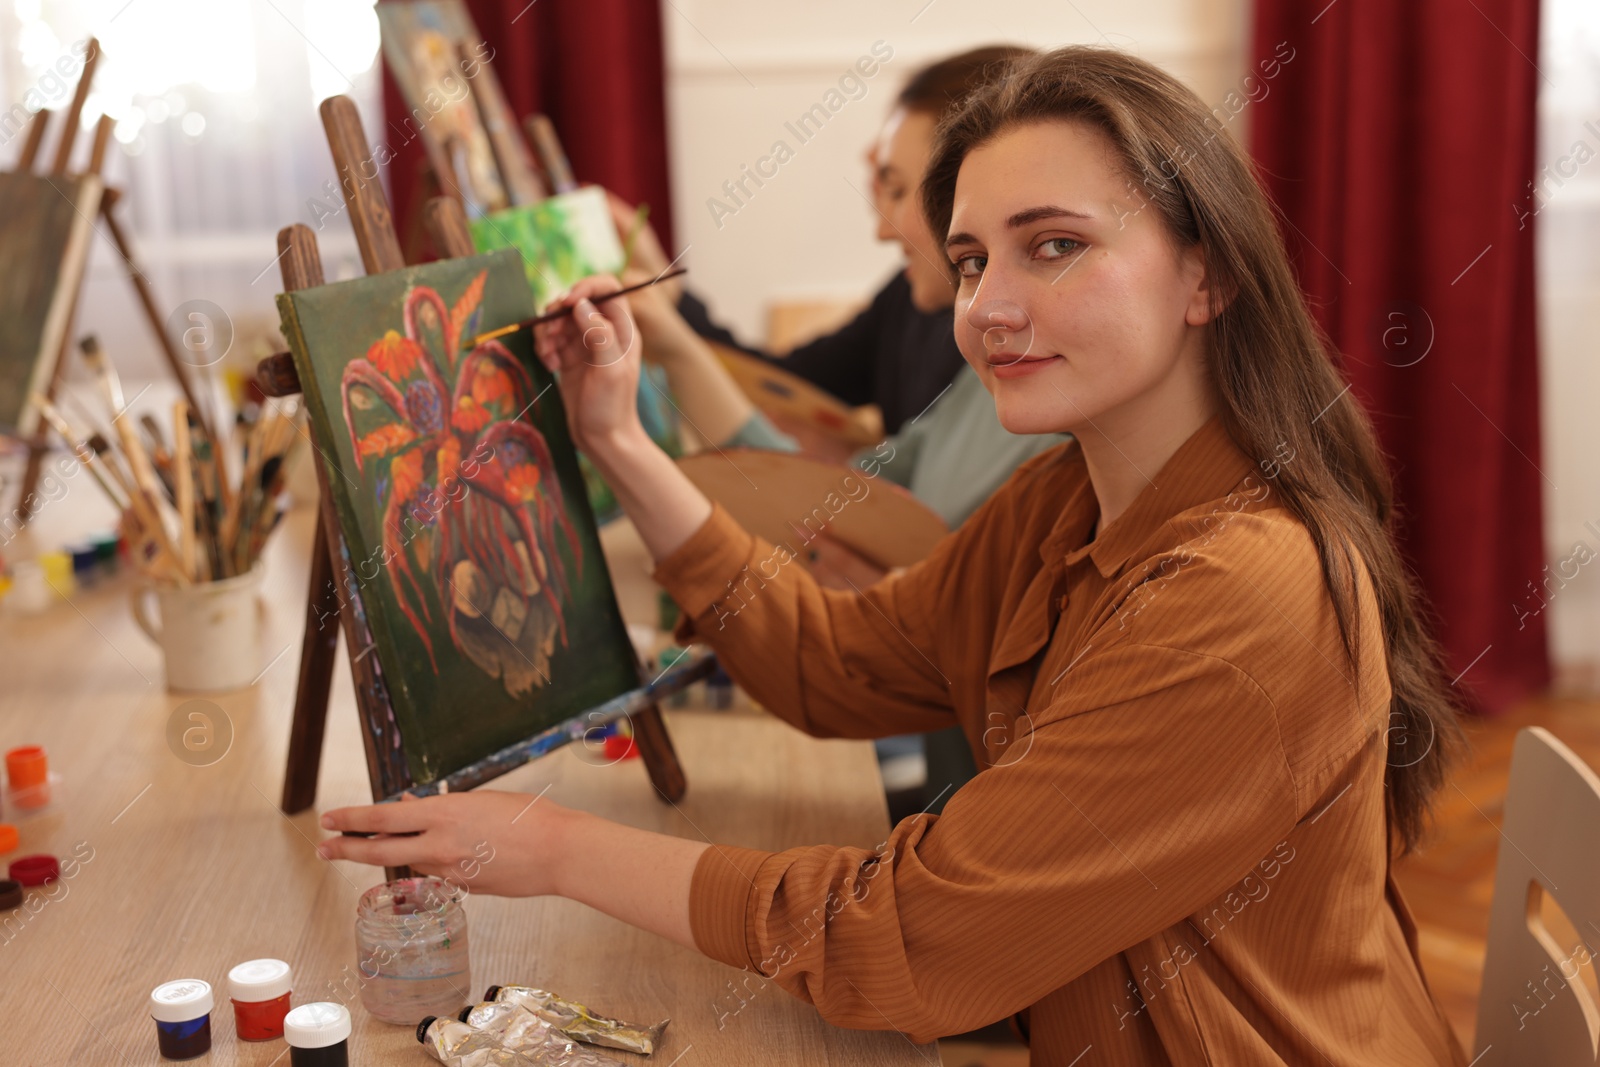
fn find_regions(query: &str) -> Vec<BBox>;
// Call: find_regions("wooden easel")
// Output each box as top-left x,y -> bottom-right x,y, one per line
259,97 -> 694,822
10,38 -> 216,526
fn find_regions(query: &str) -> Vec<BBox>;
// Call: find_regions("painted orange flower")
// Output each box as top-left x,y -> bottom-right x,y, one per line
505,462 -> 542,502
368,329 -> 423,381
339,271 -> 581,691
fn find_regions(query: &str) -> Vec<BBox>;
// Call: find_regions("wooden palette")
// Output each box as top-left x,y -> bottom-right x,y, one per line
710,342 -> 881,450
677,448 -> 948,570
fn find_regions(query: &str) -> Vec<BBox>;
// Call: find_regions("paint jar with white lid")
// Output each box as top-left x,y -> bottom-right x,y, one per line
149,979 -> 213,1060
285,1001 -> 351,1066
228,957 -> 293,1040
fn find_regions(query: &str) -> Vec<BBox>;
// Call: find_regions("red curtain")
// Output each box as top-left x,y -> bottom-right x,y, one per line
381,0 -> 674,254
1250,0 -> 1547,712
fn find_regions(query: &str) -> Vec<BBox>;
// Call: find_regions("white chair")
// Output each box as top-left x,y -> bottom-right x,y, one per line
1473,726 -> 1600,1065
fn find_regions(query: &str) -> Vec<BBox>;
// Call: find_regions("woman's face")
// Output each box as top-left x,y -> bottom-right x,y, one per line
873,107 -> 955,312
944,120 -> 1216,437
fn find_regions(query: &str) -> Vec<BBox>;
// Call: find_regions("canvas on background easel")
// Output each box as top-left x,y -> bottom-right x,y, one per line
2,38 -> 217,526
256,99 -> 705,873
374,2 -> 886,468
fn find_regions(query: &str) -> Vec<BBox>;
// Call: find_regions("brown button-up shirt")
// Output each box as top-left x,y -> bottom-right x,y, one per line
653,419 -> 1464,1066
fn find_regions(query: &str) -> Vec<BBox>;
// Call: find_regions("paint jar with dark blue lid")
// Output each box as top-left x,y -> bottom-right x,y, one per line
285,1001 -> 351,1066
149,979 -> 213,1060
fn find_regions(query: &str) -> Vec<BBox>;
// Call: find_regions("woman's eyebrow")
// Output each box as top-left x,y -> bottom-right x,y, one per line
1006,205 -> 1094,227
947,205 -> 1097,249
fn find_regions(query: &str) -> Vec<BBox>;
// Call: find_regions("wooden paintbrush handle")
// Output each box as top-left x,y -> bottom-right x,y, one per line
173,401 -> 196,582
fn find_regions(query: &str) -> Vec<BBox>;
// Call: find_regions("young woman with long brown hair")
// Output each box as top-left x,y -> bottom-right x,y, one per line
320,46 -> 1466,1065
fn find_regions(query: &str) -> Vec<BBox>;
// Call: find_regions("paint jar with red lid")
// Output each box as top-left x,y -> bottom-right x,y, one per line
228,958 -> 293,1040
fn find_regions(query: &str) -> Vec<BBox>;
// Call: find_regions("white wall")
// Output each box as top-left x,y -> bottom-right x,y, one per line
661,0 -> 1249,341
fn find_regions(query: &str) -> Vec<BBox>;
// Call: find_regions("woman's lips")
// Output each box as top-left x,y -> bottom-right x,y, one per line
987,355 -> 1062,379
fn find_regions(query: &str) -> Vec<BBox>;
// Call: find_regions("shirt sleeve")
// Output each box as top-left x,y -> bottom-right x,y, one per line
689,639 -> 1299,1044
653,447 -> 1068,741
651,503 -> 960,739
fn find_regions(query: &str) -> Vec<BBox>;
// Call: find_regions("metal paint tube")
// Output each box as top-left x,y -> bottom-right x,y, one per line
416,1016 -> 540,1066
460,1002 -> 627,1066
486,985 -> 668,1055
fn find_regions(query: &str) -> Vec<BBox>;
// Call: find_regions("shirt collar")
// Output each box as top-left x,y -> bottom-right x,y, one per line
1053,417 -> 1258,579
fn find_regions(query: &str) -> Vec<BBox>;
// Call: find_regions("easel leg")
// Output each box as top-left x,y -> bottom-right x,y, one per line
13,279 -> 83,531
14,435 -> 48,529
280,519 -> 341,814
630,703 -> 687,802
399,160 -> 445,265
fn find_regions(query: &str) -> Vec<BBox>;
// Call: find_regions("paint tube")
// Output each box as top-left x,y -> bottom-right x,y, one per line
486,985 -> 668,1055
417,1016 -> 538,1067
461,1002 -> 626,1066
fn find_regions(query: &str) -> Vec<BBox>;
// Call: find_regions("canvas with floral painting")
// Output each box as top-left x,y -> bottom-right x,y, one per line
277,248 -> 639,783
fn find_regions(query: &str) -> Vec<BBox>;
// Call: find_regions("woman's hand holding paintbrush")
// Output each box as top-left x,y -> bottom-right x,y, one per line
533,276 -> 713,563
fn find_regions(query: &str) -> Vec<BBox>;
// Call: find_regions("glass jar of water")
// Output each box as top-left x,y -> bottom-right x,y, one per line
355,877 -> 471,1025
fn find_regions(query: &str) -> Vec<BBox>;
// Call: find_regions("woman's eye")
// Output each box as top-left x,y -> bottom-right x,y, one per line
954,255 -> 986,278
1036,237 -> 1082,259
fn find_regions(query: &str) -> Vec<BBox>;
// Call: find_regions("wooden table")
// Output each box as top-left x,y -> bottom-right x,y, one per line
0,502 -> 937,1066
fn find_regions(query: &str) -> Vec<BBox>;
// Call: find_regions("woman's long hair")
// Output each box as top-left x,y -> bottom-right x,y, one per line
921,46 -> 1463,853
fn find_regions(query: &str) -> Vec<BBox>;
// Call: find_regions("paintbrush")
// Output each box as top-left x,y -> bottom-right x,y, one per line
224,406 -> 301,575
29,392 -> 129,511
173,399 -> 196,582
140,412 -> 177,500
86,433 -> 138,507
78,335 -> 126,414
139,412 -> 167,453
468,266 -> 689,348
236,453 -> 287,574
80,337 -> 188,582
60,400 -> 146,523
60,391 -> 114,457
35,391 -> 184,581
221,408 -> 273,557
189,412 -> 223,580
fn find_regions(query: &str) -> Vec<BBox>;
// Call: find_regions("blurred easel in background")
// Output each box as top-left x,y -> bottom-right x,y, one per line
3,37 -> 218,529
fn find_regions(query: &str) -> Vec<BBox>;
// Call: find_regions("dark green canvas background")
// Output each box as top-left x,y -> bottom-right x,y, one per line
278,249 -> 639,784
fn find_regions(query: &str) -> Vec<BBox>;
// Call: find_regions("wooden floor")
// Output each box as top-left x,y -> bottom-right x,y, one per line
1394,692 -> 1600,1052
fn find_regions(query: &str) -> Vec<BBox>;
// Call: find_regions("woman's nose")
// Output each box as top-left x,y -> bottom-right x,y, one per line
875,208 -> 897,242
963,277 -> 1036,362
